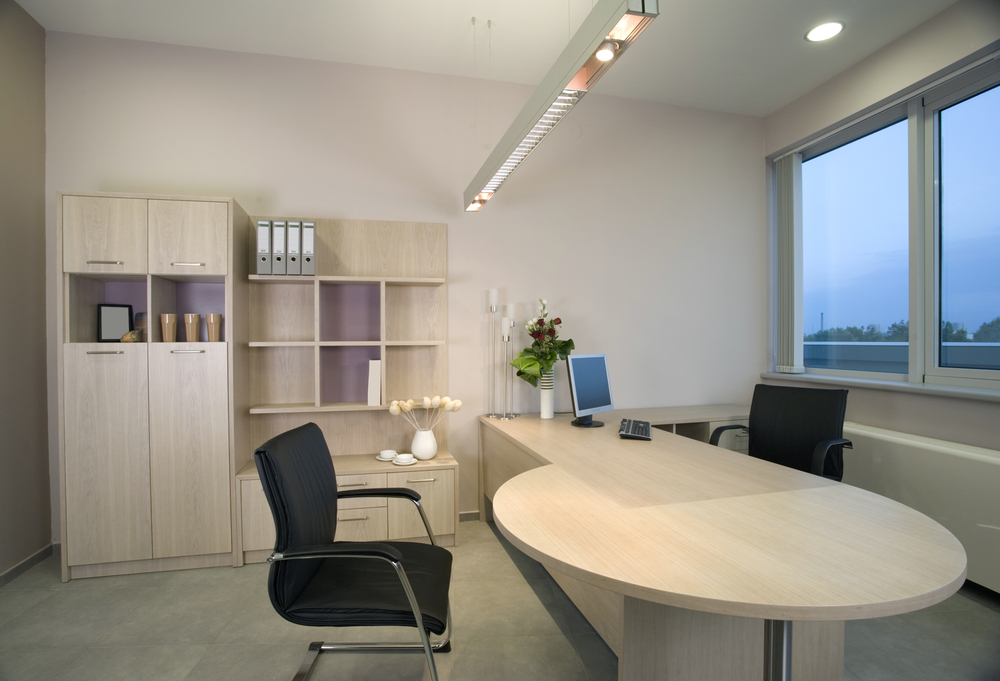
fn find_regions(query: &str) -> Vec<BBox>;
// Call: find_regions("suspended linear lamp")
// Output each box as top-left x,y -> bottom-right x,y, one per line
464,0 -> 658,212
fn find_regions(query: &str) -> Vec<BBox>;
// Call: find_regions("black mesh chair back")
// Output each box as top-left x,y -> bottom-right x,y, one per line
747,384 -> 849,481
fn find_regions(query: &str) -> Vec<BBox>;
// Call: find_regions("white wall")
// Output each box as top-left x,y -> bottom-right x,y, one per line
45,33 -> 767,526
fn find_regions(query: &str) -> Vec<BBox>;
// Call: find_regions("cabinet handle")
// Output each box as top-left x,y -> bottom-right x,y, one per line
338,482 -> 368,488
735,430 -> 749,438
339,516 -> 368,522
171,262 -> 205,267
407,478 -> 436,483
86,260 -> 124,265
170,350 -> 205,354
87,350 -> 124,355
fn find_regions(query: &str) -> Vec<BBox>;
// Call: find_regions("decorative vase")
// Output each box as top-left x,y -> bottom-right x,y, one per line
411,429 -> 438,460
539,370 -> 554,419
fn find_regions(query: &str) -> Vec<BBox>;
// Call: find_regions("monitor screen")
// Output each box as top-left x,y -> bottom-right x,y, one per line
567,354 -> 614,426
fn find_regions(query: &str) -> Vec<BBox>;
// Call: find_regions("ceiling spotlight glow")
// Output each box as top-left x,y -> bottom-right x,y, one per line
595,40 -> 618,62
806,22 -> 843,42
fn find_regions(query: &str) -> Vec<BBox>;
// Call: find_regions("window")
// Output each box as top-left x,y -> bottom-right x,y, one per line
938,83 -> 1000,371
802,120 -> 909,373
775,59 -> 1000,389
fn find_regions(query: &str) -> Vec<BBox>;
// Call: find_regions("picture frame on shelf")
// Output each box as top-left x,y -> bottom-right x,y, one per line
97,303 -> 133,342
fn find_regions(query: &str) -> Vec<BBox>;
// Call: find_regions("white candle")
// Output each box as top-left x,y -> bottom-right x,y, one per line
489,288 -> 498,306
501,316 -> 509,331
506,304 -> 515,319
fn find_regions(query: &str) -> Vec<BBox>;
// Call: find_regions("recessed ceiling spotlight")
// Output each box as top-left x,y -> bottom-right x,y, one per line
806,22 -> 844,42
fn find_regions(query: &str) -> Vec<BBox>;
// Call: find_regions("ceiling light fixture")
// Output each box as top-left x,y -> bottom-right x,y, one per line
805,22 -> 844,42
464,0 -> 658,212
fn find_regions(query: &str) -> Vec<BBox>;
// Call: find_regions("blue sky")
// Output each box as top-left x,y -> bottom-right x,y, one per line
801,84 -> 1000,337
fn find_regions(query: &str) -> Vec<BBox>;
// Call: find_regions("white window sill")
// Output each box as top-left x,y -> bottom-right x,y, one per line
760,371 -> 1000,404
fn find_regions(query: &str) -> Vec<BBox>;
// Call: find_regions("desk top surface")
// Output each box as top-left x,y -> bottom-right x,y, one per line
483,412 -> 967,621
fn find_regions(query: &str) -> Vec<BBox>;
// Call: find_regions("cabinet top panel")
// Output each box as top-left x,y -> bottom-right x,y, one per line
237,452 -> 456,479
59,190 -> 232,204
251,217 -> 447,279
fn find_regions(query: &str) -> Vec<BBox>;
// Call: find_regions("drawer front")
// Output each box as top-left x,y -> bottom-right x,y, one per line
337,473 -> 387,509
336,507 -> 388,542
387,468 -> 455,540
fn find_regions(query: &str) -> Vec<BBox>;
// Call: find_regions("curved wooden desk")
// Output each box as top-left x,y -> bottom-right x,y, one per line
481,413 -> 967,681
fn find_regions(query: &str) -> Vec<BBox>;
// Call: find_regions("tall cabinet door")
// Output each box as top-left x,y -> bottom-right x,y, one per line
62,196 -> 147,274
64,344 -> 151,566
148,200 -> 228,275
148,343 -> 232,557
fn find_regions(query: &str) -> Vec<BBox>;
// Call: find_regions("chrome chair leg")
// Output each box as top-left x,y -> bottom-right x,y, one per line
292,642 -> 322,681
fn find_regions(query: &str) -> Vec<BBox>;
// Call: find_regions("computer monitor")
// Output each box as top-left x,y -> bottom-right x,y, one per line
567,354 -> 614,428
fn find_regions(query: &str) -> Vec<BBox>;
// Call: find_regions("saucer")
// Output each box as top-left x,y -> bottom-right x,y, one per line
392,458 -> 418,466
375,455 -> 394,461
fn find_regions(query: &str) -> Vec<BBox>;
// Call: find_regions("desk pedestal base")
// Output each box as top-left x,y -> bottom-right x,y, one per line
621,598 -> 844,681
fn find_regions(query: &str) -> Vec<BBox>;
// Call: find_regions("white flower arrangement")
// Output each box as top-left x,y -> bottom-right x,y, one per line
389,396 -> 462,430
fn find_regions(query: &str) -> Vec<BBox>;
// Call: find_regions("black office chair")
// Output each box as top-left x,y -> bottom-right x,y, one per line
710,384 -> 852,481
254,423 -> 452,681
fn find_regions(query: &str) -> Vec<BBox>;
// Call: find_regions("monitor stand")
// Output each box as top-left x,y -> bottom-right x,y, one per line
571,415 -> 604,428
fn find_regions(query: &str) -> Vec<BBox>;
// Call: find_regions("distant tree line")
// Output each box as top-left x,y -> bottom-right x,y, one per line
804,316 -> 1000,342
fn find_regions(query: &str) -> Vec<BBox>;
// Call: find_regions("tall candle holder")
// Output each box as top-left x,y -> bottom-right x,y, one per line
488,302 -> 499,418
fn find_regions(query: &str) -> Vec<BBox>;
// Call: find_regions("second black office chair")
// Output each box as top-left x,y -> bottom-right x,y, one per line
710,384 -> 852,481
254,423 -> 452,681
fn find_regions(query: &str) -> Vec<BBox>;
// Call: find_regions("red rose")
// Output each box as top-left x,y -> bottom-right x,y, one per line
537,318 -> 545,326
552,318 -> 561,325
547,328 -> 555,337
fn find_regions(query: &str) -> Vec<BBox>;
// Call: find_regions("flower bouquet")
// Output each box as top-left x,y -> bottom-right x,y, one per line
389,396 -> 462,460
509,299 -> 574,388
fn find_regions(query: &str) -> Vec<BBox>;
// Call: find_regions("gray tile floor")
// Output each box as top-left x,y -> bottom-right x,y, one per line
0,521 -> 997,681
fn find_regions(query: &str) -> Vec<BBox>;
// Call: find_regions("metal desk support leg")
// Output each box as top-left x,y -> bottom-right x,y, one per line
764,619 -> 792,681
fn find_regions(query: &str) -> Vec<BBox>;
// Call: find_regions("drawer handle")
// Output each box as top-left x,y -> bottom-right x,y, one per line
171,350 -> 205,354
339,516 -> 368,522
408,478 -> 436,483
171,262 -> 205,267
86,260 -> 124,265
735,430 -> 749,437
87,350 -> 124,355
338,482 -> 368,488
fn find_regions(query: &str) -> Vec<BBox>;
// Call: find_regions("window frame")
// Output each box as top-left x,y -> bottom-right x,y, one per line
774,58 -> 1000,392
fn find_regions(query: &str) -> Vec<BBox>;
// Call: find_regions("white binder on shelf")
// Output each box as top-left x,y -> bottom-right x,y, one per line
271,220 -> 286,275
254,220 -> 271,275
286,221 -> 301,275
302,221 -> 316,275
367,359 -> 381,407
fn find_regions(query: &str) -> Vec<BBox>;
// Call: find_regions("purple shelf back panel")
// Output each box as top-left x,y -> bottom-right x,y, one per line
320,346 -> 381,404
175,282 -> 225,342
104,281 -> 147,316
320,284 -> 380,342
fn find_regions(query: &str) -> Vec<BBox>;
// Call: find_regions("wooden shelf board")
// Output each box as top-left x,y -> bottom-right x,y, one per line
249,401 -> 387,415
318,341 -> 381,346
249,275 -> 444,286
384,341 -> 446,346
248,275 -> 316,284
248,341 -> 316,347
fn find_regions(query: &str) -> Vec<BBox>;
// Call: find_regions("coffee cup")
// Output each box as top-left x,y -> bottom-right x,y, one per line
379,449 -> 397,460
394,453 -> 414,464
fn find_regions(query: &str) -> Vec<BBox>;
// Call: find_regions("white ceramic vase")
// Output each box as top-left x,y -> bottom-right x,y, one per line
411,428 -> 438,460
539,370 -> 555,419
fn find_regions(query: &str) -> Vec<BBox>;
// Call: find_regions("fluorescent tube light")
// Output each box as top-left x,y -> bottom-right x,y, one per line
464,0 -> 658,212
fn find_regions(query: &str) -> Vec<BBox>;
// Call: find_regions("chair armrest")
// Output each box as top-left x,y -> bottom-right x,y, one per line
710,424 -> 747,446
338,487 -> 421,502
810,438 -> 853,478
270,541 -> 403,563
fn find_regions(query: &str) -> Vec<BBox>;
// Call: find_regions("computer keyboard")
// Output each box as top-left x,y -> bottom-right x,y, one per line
619,418 -> 652,441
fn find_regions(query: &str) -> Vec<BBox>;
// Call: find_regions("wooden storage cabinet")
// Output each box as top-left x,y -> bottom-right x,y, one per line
148,200 -> 228,275
148,343 -> 232,557
63,343 -> 152,566
58,191 -> 250,581
62,196 -> 147,274
388,469 -> 455,540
